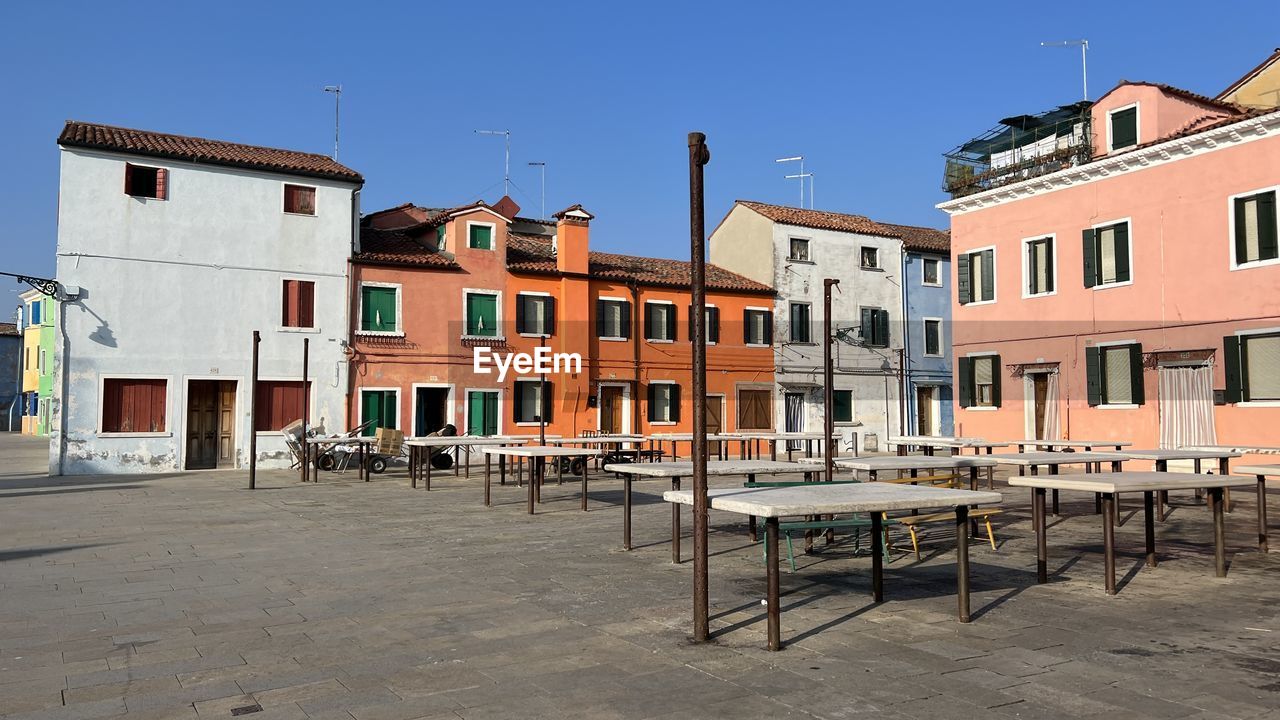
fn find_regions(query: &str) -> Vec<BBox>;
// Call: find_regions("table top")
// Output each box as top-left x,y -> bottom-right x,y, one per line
546,436 -> 646,445
602,459 -> 814,478
800,455 -> 998,470
1122,449 -> 1243,461
404,437 -> 523,447
306,436 -> 375,445
1236,464 -> 1280,477
1015,440 -> 1133,448
733,432 -> 827,441
483,434 -> 562,441
1185,445 -> 1280,455
664,483 -> 1003,517
888,436 -> 985,447
481,446 -> 602,458
647,433 -> 747,442
1008,471 -> 1256,493
983,451 -> 1130,466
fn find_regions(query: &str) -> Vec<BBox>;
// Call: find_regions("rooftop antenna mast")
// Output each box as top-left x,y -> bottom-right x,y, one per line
776,156 -> 809,208
1041,39 -> 1089,101
528,161 -> 546,219
323,85 -> 342,160
475,129 -> 511,196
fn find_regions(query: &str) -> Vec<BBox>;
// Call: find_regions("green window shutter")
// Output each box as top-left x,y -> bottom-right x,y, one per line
956,253 -> 971,304
1127,343 -> 1145,405
1085,346 -> 1102,406
469,224 -> 492,249
361,391 -> 382,435
515,295 -> 528,334
596,299 -> 607,338
620,301 -> 632,340
1259,191 -> 1278,261
1111,107 -> 1137,149
436,225 -> 446,248
542,381 -> 554,423
384,392 -> 397,428
646,384 -> 657,422
468,392 -> 485,435
1113,223 -> 1131,283
361,286 -> 397,332
644,302 -> 656,340
666,305 -> 677,341
1235,195 -> 1252,265
860,308 -> 873,343
980,250 -> 995,301
990,354 -> 1002,407
833,390 -> 851,422
485,393 -> 498,434
743,309 -> 752,344
1044,239 -> 1055,292
1082,229 -> 1097,288
709,307 -> 719,343
957,357 -> 973,408
669,384 -> 681,423
512,383 -> 525,422
763,311 -> 773,345
466,294 -> 498,336
876,309 -> 891,347
1223,336 -> 1243,403
544,296 -> 555,336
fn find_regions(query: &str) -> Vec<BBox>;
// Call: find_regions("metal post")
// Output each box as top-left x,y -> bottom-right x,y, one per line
301,337 -> 309,484
249,331 -> 260,490
1211,487 -> 1227,577
689,131 -> 711,643
956,506 -> 970,622
539,334 -> 547,447
765,516 -> 781,651
1102,493 -> 1116,594
823,279 -> 838,484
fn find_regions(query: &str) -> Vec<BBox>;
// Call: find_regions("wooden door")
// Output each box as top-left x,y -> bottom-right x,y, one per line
1032,374 -> 1049,440
916,386 -> 935,436
600,386 -> 624,434
704,396 -> 722,455
738,389 -> 772,430
217,381 -> 236,467
185,381 -> 219,470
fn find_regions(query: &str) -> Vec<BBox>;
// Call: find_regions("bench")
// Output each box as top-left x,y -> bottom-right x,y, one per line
745,479 -> 897,571
895,508 -> 1003,560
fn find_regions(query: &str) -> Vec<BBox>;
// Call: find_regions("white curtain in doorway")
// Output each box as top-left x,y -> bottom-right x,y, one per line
785,393 -> 804,450
1041,372 -> 1061,441
1158,366 -> 1217,449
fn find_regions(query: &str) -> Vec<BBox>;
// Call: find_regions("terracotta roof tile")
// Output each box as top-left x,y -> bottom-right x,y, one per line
873,222 -> 950,254
0,322 -> 18,336
736,201 -> 900,238
354,227 -> 459,269
58,121 -> 363,183
1097,81 -> 1244,114
507,234 -> 773,293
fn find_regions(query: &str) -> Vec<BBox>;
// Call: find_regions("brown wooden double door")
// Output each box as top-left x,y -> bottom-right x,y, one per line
186,380 -> 237,470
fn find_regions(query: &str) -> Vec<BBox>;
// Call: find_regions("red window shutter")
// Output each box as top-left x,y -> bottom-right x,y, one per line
103,380 -> 122,432
284,185 -> 295,213
299,281 -> 314,328
124,164 -> 134,196
155,168 -> 168,200
282,280 -> 297,327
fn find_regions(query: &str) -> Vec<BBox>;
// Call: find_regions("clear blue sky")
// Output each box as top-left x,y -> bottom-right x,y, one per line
0,2 -> 1271,315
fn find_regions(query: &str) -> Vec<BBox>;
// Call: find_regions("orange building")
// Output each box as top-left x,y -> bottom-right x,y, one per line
348,199 -> 776,441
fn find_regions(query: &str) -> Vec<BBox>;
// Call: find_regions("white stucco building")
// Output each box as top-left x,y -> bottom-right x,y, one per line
51,121 -> 363,474
710,201 -> 911,451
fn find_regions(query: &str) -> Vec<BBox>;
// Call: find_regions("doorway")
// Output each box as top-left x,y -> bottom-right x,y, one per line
186,379 -> 236,469
415,386 -> 451,436
599,384 -> 629,434
1158,364 -> 1216,448
784,392 -> 804,450
916,386 -> 937,436
466,390 -> 499,436
1022,370 -> 1060,441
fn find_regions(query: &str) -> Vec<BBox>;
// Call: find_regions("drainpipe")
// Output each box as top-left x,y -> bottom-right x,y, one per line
899,243 -> 911,435
55,298 -> 69,475
629,279 -> 642,434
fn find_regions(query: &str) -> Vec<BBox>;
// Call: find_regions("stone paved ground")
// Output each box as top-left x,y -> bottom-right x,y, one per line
1,434 -> 1278,720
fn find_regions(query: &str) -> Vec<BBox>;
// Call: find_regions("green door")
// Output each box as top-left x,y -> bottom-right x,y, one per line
468,391 -> 498,436
361,390 -> 397,436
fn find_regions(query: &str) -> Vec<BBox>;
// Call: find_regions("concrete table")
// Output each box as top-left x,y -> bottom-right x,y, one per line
802,454 -> 998,489
1123,449 -> 1243,520
734,432 -> 831,461
547,435 -> 647,470
404,437 -> 524,490
984,451 -> 1130,515
304,436 -> 375,483
601,459 -> 817,560
1008,472 -> 1260,594
888,436 -> 988,456
1236,464 -> 1279,553
1014,439 -> 1132,453
483,435 -> 561,482
665,483 -> 1003,649
480,446 -> 601,514
648,433 -> 750,462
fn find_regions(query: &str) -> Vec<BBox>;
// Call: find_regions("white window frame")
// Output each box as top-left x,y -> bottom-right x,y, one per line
282,182 -> 318,217
644,299 -> 676,344
357,281 -> 404,337
859,246 -> 881,270
787,236 -> 813,263
964,351 -> 999,411
701,303 -> 718,347
1227,184 -> 1280,271
466,220 -> 497,251
97,374 -> 173,438
463,388 -> 503,436
516,290 -> 553,338
596,382 -> 632,434
410,383 -> 455,437
922,317 -> 944,358
597,295 -> 629,342
462,288 -> 504,341
744,306 -> 771,348
921,257 -> 942,287
1089,218 -> 1135,291
647,379 -> 678,426
788,301 -> 813,344
1235,326 -> 1280,407
513,377 -> 549,426
1094,339 -> 1141,409
358,386 -> 402,430
1106,102 -> 1140,154
279,276 -> 321,333
1021,233 -> 1058,299
963,245 -> 997,306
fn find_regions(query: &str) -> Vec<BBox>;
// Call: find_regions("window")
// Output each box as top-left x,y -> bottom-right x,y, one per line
958,248 -> 995,304
360,389 -> 398,436
859,307 -> 890,348
644,302 -> 677,342
860,246 -> 880,269
124,164 -> 167,199
101,378 -> 167,433
30,300 -> 42,325
359,284 -> 399,334
516,293 -> 555,336
789,302 -> 811,343
468,223 -> 493,250
743,308 -> 772,346
832,390 -> 853,423
255,381 -> 310,431
596,298 -> 631,340
1224,332 -> 1280,402
436,225 -> 447,250
1233,190 -> 1278,266
1024,236 -> 1055,296
647,383 -> 680,423
1086,343 -> 1144,406
465,292 -> 500,337
283,184 -> 315,215
1109,105 -> 1138,152
922,258 -> 941,286
514,380 -> 554,423
282,280 -> 315,328
737,388 -> 772,430
958,355 -> 1000,408
789,238 -> 810,262
467,390 -> 499,435
923,319 -> 942,357
687,305 -> 720,344
1083,221 -> 1131,288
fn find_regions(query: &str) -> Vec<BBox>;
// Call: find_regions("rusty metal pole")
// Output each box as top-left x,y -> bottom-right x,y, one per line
539,334 -> 547,447
689,131 -> 711,642
249,331 -> 260,489
823,279 -> 839,483
301,337 -> 309,483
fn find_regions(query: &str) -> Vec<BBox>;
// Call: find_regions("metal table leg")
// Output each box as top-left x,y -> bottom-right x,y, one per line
1211,487 -> 1226,577
1258,475 -> 1270,554
580,462 -> 588,511
956,506 -> 971,623
527,457 -> 538,514
1102,493 -> 1116,595
1144,491 -> 1156,567
766,516 -> 781,651
672,477 -> 681,563
623,474 -> 633,550
484,452 -> 491,507
1034,488 -> 1047,583
871,512 -> 884,602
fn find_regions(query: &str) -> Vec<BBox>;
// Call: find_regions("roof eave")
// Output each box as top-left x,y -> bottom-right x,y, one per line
58,139 -> 365,185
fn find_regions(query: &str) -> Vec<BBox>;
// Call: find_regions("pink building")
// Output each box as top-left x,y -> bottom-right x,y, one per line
938,67 -> 1280,456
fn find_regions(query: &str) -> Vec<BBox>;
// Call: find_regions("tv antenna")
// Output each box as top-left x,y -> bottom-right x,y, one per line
776,156 -> 811,208
323,85 -> 342,160
1041,39 -> 1089,101
475,129 -> 511,196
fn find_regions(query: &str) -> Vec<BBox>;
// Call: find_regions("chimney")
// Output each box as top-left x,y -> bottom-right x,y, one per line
553,204 -> 593,274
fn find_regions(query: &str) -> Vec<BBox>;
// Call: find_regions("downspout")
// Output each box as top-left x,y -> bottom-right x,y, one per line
55,298 -> 69,475
629,279 -> 642,434
900,242 -> 911,435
